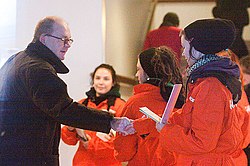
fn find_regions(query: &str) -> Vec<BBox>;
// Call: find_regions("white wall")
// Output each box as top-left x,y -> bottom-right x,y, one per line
16,1 -> 104,165
105,0 -> 152,77
0,0 -> 17,67
152,2 -> 214,29
105,0 -> 152,100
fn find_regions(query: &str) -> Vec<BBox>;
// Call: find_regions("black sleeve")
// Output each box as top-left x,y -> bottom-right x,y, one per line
245,84 -> 250,103
25,64 -> 113,133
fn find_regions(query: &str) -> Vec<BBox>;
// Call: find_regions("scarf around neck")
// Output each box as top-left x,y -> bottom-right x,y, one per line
82,86 -> 121,110
187,54 -> 222,76
187,54 -> 242,104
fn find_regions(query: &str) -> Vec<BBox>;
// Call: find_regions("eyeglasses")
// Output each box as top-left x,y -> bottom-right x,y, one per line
45,34 -> 73,45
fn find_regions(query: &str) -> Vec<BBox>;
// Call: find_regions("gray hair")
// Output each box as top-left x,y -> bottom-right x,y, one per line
33,16 -> 60,42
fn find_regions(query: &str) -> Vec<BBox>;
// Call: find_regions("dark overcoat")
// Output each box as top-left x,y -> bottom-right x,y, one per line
0,41 -> 113,165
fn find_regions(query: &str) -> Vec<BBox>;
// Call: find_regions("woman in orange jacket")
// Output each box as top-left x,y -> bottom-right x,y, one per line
61,64 -> 125,166
217,49 -> 250,165
156,18 -> 250,166
113,46 -> 185,165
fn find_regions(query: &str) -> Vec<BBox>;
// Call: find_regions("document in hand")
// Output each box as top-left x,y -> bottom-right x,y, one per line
139,107 -> 161,123
139,84 -> 182,124
76,128 -> 88,141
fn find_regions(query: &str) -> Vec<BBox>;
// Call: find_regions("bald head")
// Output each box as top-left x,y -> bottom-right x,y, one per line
33,16 -> 68,42
33,16 -> 72,60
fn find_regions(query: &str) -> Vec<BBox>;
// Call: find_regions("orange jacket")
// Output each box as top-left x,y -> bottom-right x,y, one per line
158,77 -> 250,166
61,97 -> 125,166
143,26 -> 182,64
114,84 -> 176,166
233,89 -> 250,165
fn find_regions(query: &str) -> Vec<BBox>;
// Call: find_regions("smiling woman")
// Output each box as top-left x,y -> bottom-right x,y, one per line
0,0 -> 17,68
61,63 -> 126,166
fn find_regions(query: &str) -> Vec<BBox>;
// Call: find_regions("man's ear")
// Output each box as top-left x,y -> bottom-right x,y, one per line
39,34 -> 46,45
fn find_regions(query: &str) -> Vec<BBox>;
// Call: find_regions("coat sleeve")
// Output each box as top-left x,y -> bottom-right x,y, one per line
61,125 -> 78,145
86,99 -> 126,158
113,100 -> 139,161
25,65 -> 113,133
113,133 -> 138,162
159,79 -> 226,155
133,118 -> 156,135
87,132 -> 117,159
112,98 -> 126,117
237,90 -> 250,148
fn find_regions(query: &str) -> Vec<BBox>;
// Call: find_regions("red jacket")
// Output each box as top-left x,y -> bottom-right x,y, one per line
114,84 -> 176,166
143,26 -> 182,64
61,97 -> 125,166
158,77 -> 250,165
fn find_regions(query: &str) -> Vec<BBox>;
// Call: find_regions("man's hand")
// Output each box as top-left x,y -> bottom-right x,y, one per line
110,117 -> 135,136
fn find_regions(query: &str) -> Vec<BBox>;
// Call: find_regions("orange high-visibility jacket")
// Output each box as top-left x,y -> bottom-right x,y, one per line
143,26 -> 182,64
158,77 -> 250,166
61,97 -> 125,166
114,84 -> 176,166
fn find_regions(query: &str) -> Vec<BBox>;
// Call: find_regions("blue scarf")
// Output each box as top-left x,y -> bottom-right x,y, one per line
187,54 -> 241,104
187,54 -> 222,76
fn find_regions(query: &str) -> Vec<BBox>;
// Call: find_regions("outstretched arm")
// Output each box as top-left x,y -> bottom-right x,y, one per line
110,117 -> 135,136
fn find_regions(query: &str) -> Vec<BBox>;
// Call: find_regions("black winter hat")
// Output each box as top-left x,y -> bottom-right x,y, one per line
184,18 -> 236,54
139,48 -> 157,78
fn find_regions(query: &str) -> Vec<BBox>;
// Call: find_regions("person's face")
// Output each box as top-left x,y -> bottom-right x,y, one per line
181,35 -> 196,67
93,68 -> 114,97
135,59 -> 148,84
43,21 -> 72,60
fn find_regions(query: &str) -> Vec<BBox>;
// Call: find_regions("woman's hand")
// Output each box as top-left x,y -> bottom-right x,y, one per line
156,122 -> 166,132
80,134 -> 91,149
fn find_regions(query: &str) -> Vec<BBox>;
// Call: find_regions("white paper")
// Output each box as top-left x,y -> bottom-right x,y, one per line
76,128 -> 88,141
139,84 -> 182,124
161,84 -> 182,124
96,132 -> 110,142
139,107 -> 162,123
96,129 -> 116,142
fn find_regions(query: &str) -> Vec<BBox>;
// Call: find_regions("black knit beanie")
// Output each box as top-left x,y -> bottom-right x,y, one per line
139,48 -> 158,78
184,18 -> 236,54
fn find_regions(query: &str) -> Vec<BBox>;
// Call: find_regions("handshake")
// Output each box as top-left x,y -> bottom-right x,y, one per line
110,117 -> 135,136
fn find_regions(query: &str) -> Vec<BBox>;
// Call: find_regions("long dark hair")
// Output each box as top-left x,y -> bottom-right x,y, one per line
140,46 -> 185,106
152,46 -> 183,90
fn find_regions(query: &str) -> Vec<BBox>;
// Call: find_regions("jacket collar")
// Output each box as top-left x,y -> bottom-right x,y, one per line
133,83 -> 160,95
188,55 -> 240,79
26,40 -> 69,74
83,86 -> 121,106
187,55 -> 242,104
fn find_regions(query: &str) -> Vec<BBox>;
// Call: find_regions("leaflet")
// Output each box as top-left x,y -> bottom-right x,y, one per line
139,84 -> 182,124
76,128 -> 88,141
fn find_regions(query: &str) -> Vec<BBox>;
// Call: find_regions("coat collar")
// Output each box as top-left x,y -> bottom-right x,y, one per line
133,83 -> 160,95
26,40 -> 69,74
